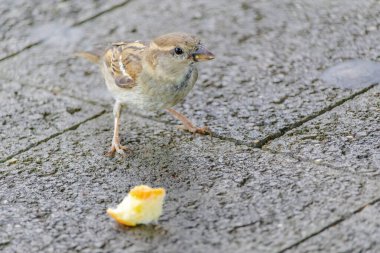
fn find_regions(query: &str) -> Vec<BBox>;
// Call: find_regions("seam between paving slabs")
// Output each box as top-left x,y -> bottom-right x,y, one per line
276,196 -> 380,253
253,83 -> 378,148
260,84 -> 380,178
188,84 -> 377,149
0,110 -> 106,164
0,42 -> 42,62
0,0 -> 133,63
72,0 -> 133,27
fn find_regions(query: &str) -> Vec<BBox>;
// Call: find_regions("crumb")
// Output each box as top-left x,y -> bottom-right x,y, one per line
107,185 -> 166,226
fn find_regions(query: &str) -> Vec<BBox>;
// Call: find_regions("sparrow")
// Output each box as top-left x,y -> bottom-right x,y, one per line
78,32 -> 215,157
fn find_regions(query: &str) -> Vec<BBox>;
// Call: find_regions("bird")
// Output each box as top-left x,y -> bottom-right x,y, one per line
77,32 -> 215,157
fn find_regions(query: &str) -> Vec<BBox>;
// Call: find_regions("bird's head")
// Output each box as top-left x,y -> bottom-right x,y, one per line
146,33 -> 214,77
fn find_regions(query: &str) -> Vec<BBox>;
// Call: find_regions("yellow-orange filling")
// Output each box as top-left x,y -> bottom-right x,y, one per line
129,185 -> 166,200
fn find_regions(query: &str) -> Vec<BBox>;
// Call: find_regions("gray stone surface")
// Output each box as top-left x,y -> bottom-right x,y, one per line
1,0 -> 380,252
1,113 -> 380,253
266,85 -> 380,176
1,0 -> 380,144
0,0 -> 128,60
290,201 -> 380,253
0,79 -> 104,161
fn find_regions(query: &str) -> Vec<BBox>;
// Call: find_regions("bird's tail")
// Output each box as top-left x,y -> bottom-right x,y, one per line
75,51 -> 102,63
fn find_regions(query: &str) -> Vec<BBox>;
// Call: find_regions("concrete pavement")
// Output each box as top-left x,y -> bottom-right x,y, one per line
1,0 -> 379,252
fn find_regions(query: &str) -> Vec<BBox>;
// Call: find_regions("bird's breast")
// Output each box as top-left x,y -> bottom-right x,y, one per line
106,65 -> 198,111
171,67 -> 194,92
137,66 -> 198,110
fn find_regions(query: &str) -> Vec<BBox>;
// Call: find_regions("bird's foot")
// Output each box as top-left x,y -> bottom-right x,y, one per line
166,108 -> 211,135
176,125 -> 211,135
105,142 -> 133,157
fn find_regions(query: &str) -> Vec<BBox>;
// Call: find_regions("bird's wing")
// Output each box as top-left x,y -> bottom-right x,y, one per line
103,41 -> 147,89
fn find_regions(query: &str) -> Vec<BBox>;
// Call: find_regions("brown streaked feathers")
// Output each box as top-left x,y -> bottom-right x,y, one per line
78,40 -> 148,89
77,33 -> 201,89
104,41 -> 147,88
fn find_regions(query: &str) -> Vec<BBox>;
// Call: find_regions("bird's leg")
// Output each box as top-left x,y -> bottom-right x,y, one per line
166,108 -> 210,135
106,102 -> 131,157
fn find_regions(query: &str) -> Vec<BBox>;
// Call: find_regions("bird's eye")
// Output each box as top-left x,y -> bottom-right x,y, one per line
174,47 -> 184,55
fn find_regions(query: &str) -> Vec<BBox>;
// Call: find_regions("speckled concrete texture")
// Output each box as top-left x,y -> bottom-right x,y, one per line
1,0 -> 379,252
2,0 -> 380,144
1,114 -> 380,253
0,0 -> 130,60
0,80 -> 104,161
290,201 -> 380,253
266,85 -> 380,176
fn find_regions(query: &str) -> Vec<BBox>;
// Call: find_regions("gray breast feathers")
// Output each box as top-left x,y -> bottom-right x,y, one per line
173,65 -> 198,92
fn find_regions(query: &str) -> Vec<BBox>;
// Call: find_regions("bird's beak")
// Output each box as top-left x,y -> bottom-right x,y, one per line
192,47 -> 215,62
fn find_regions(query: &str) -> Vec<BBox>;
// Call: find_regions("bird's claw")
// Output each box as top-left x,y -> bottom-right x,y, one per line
106,143 -> 133,157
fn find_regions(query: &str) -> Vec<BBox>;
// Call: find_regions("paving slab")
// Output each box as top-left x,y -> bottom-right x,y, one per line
265,85 -> 380,177
1,113 -> 380,253
0,79 -> 104,162
289,201 -> 380,253
0,0 -> 129,60
1,0 -> 380,145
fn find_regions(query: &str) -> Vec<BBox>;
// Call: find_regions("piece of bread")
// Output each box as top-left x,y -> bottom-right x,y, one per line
107,185 -> 166,226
